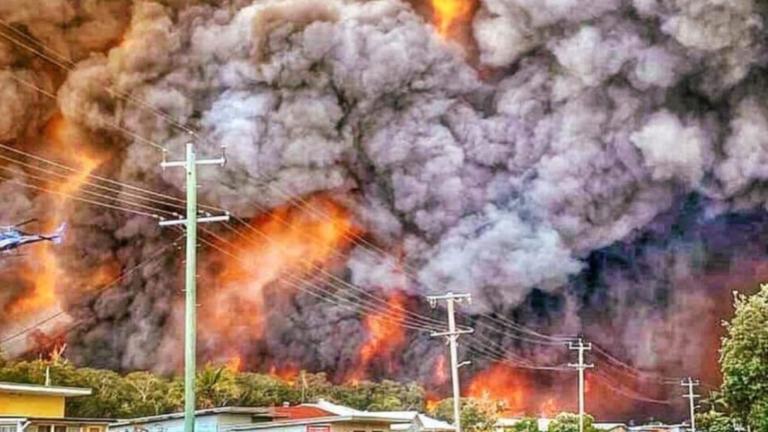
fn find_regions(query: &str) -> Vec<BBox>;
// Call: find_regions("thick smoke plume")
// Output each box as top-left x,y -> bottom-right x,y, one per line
2,0 -> 768,419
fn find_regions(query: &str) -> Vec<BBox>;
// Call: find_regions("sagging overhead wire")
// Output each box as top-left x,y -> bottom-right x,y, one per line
5,74 -> 166,151
0,236 -> 183,346
0,10 -> 573,349
223,218 -> 447,330
0,143 -> 223,213
195,228 -> 440,334
0,174 -> 164,220
201,223 -> 444,332
0,165 -> 178,219
0,15 -> 707,388
0,19 -> 199,140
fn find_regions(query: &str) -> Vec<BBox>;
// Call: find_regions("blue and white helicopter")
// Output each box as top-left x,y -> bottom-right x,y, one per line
0,219 -> 66,255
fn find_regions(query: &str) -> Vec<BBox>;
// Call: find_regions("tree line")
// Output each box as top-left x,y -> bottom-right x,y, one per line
0,357 -> 425,418
2,283 -> 768,430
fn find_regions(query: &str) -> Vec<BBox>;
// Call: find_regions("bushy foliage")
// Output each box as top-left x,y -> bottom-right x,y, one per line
696,410 -> 737,432
546,413 -> 597,432
430,397 -> 504,432
720,284 -> 768,429
509,418 -> 538,432
0,358 -> 426,417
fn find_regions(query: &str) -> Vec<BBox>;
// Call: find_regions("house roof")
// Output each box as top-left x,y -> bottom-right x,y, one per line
111,408 -> 275,427
272,406 -> 335,420
229,415 -> 405,431
307,400 -> 453,431
0,382 -> 91,398
0,417 -> 113,424
390,414 -> 454,431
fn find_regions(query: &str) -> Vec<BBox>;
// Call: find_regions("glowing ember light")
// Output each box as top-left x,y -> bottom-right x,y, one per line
269,363 -> 300,383
434,354 -> 448,384
226,356 -> 243,372
348,291 -> 407,380
430,0 -> 473,38
199,196 -> 359,370
426,392 -> 441,412
7,115 -> 104,315
467,363 -> 526,415
539,398 -> 558,417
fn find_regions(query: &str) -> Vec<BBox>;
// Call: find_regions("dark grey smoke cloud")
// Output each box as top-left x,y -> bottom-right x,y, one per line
2,0 -> 768,417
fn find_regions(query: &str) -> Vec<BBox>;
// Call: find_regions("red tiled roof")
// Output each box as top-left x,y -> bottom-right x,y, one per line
273,406 -> 336,420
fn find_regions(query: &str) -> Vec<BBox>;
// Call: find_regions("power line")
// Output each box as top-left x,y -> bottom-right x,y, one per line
0,19 -> 198,139
195,230 -> 438,333
0,151 -> 186,214
5,73 -> 166,151
0,174 -> 163,219
0,165 -> 178,218
0,19 -> 706,394
0,237 -> 182,346
0,143 -> 220,212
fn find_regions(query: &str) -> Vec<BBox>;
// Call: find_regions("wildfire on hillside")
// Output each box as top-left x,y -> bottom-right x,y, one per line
5,115 -> 106,316
195,196 -> 360,369
348,291 -> 408,381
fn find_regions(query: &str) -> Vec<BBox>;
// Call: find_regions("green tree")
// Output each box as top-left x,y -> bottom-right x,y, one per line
510,418 -> 539,432
122,371 -> 181,416
236,372 -> 299,406
196,363 -> 241,408
430,398 -> 503,432
696,410 -> 736,432
720,285 -> 768,429
547,413 -> 597,432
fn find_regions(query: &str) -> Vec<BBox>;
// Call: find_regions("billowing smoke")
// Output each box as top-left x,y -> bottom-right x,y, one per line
2,0 -> 768,419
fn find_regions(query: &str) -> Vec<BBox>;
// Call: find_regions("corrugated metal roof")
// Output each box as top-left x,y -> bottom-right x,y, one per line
272,406 -> 335,420
110,407 -> 275,427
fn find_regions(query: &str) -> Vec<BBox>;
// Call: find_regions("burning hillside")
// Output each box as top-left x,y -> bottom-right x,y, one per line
2,0 -> 768,420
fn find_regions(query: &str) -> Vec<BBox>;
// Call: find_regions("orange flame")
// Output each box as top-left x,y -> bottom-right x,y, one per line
539,398 -> 557,418
430,0 -> 473,38
348,291 -> 407,380
199,196 -> 358,368
7,115 -> 104,315
226,356 -> 243,372
269,363 -> 300,383
434,354 -> 448,384
426,392 -> 441,412
468,363 -> 526,415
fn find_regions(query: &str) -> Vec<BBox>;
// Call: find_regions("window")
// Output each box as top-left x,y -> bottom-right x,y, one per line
54,426 -> 66,432
38,426 -> 51,432
0,425 -> 17,432
89,428 -> 101,432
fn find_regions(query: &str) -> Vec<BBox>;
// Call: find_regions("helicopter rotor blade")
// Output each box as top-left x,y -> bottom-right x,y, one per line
14,218 -> 38,228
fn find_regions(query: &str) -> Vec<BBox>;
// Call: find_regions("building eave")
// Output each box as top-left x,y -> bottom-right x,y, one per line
229,415 -> 411,431
0,417 -> 113,424
0,382 -> 92,397
110,408 -> 274,428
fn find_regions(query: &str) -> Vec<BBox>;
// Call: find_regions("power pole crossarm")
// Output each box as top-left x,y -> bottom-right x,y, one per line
159,143 -> 229,432
681,377 -> 700,432
428,292 -> 473,432
568,339 -> 593,432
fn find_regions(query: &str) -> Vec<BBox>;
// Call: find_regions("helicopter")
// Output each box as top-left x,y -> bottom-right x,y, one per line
0,218 -> 67,255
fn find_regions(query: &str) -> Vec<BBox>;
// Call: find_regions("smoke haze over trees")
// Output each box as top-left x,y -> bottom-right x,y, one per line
4,0 -> 768,420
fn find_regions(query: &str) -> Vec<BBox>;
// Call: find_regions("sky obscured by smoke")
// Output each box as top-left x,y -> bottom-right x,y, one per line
3,0 -> 768,419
